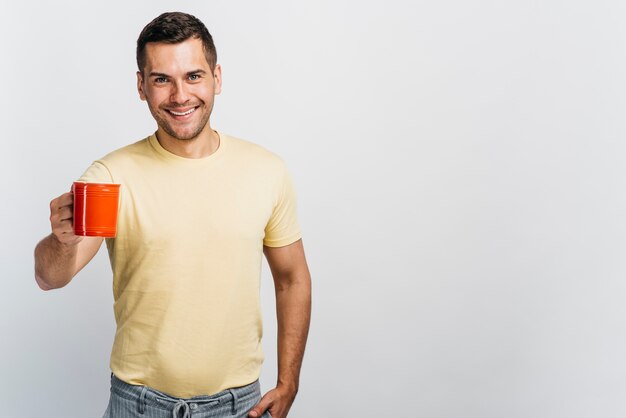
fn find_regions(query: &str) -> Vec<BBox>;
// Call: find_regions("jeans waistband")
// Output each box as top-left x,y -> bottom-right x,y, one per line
110,373 -> 259,417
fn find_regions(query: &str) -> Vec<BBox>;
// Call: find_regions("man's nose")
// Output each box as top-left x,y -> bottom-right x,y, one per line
170,81 -> 190,105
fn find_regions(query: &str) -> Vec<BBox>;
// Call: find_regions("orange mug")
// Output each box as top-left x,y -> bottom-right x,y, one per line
72,182 -> 121,237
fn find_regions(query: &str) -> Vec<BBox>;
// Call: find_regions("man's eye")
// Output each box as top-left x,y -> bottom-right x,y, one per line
189,74 -> 200,81
155,77 -> 168,83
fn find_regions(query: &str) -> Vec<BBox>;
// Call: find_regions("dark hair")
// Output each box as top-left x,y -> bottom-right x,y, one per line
136,12 -> 217,73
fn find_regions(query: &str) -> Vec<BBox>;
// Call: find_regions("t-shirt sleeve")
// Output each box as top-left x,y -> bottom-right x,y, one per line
78,161 -> 114,183
263,162 -> 302,247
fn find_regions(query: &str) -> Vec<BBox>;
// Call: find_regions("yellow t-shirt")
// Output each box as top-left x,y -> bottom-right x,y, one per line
79,132 -> 301,397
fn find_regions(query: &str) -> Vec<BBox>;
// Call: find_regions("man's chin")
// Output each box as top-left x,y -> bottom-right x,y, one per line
164,128 -> 203,141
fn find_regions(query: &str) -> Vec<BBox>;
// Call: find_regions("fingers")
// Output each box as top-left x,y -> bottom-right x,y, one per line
248,394 -> 273,418
54,205 -> 73,222
50,196 -> 74,225
49,192 -> 81,245
249,386 -> 296,418
52,191 -> 74,209
54,218 -> 75,234
52,219 -> 82,245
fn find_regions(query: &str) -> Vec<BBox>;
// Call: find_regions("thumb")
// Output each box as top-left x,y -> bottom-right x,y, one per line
248,393 -> 273,417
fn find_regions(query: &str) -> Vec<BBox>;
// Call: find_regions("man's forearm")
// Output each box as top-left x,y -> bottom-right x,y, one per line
34,234 -> 79,290
251,240 -> 311,418
275,271 -> 311,393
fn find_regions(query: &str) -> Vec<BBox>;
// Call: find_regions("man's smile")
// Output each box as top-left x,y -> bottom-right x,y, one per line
166,106 -> 199,119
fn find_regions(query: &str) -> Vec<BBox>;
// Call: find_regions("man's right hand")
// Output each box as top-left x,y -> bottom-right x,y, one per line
36,190 -> 103,290
49,192 -> 83,246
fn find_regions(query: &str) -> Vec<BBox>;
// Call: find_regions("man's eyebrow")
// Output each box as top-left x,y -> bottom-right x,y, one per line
187,69 -> 207,75
147,70 -> 207,78
148,72 -> 170,78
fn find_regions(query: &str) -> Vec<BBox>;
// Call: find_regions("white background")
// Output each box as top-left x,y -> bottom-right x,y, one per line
2,1 -> 626,417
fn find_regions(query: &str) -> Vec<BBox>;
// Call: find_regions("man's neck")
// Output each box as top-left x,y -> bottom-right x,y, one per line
155,127 -> 220,159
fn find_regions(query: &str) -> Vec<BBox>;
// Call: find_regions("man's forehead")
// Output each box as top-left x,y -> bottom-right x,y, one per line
143,38 -> 209,72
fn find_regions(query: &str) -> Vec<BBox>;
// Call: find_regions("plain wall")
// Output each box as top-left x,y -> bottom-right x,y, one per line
2,1 -> 626,417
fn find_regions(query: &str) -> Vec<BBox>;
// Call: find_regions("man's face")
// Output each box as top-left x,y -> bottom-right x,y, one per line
137,37 -> 221,141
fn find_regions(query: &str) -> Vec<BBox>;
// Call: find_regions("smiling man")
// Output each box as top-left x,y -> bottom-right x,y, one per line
34,12 -> 311,418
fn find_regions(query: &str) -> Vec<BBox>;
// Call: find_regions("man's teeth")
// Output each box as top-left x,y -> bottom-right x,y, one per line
169,108 -> 196,116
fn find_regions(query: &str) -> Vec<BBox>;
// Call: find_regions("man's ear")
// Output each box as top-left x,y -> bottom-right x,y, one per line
213,64 -> 222,95
137,71 -> 146,101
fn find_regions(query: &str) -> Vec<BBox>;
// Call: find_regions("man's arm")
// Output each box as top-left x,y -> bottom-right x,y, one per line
34,192 -> 104,290
249,239 -> 312,418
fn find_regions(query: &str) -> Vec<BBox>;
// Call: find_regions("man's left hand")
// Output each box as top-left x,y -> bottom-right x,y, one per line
248,385 -> 297,418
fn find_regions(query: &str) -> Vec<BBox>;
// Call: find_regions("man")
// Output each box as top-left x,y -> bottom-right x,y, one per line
34,12 -> 311,418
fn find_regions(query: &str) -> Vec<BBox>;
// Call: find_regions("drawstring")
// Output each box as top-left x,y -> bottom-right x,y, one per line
159,397 -> 220,418
119,375 -> 251,418
172,399 -> 191,418
138,387 -> 148,414
229,388 -> 238,415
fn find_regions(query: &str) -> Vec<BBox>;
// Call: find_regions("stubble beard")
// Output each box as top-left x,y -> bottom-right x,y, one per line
153,101 -> 213,141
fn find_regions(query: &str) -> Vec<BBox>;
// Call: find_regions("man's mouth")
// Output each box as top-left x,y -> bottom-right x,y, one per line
167,107 -> 198,117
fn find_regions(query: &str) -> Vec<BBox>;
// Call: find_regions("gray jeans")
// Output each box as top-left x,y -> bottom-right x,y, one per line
103,374 -> 271,418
